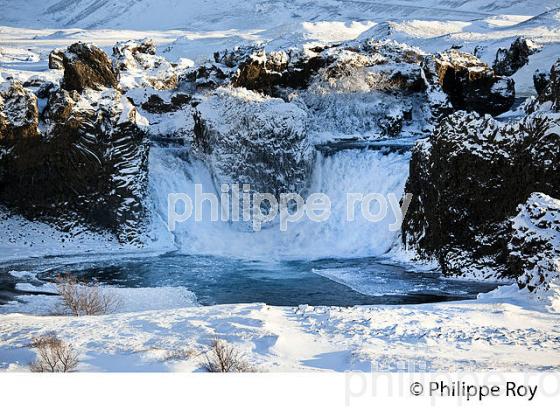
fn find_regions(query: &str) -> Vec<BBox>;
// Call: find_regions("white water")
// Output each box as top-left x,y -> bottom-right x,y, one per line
148,146 -> 411,260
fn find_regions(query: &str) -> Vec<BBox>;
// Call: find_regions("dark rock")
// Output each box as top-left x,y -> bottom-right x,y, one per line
378,112 -> 403,137
423,50 -> 515,115
48,49 -> 64,70
62,42 -> 119,92
533,69 -> 551,97
0,80 -> 40,142
493,37 -> 540,77
182,63 -> 230,90
22,76 -> 46,88
232,49 -> 328,95
0,84 -> 149,243
36,81 -> 56,99
402,110 -> 560,281
533,59 -> 560,110
473,45 -> 485,58
141,93 -> 191,114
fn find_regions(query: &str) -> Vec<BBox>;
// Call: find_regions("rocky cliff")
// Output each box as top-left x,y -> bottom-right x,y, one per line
0,43 -> 149,242
402,59 -> 560,291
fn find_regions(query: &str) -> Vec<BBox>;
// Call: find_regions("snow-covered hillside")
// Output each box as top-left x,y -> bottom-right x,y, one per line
1,0 -> 559,30
2,0 -> 560,94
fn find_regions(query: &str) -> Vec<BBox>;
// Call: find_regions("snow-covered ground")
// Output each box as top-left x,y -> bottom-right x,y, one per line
1,286 -> 559,372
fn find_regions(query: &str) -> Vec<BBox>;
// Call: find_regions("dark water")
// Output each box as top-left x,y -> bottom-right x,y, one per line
0,253 -> 499,307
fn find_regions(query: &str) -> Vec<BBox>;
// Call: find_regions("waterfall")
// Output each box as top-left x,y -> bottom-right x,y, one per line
147,145 -> 411,260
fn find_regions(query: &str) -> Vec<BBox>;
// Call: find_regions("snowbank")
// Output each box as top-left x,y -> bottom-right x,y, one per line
1,298 -> 559,372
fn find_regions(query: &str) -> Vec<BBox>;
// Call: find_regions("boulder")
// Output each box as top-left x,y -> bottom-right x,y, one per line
533,58 -> 560,110
0,80 -> 39,141
112,39 -> 178,90
42,88 -> 78,123
62,42 -> 119,92
48,49 -> 64,69
493,37 -> 540,77
423,50 -> 515,115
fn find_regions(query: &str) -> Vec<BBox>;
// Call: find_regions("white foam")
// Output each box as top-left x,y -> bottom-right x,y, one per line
148,147 -> 411,260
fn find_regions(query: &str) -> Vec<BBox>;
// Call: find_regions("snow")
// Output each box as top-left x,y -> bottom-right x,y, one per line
1,1 -> 559,74
1,296 -> 559,372
0,285 -> 198,315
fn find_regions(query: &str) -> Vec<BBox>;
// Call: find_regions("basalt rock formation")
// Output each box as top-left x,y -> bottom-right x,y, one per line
403,60 -> 560,290
0,43 -> 149,243
423,49 -> 515,116
493,37 -> 540,77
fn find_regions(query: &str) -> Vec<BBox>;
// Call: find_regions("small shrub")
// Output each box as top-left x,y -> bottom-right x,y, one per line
202,339 -> 255,373
162,347 -> 198,362
56,274 -> 120,316
29,334 -> 79,373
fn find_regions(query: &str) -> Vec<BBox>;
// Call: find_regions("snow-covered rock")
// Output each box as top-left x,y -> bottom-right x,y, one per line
0,80 -> 39,141
113,39 -> 180,91
424,49 -> 515,116
493,37 -> 541,77
194,87 -> 312,200
48,48 -> 64,70
403,106 -> 560,283
0,44 -> 151,243
510,193 -> 560,292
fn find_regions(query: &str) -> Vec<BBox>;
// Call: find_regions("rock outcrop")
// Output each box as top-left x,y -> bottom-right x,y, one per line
423,49 -> 515,116
232,48 -> 327,95
0,43 -> 150,243
533,58 -> 560,111
509,193 -> 560,292
48,49 -> 64,70
113,39 -> 179,90
402,100 -> 560,287
493,37 -> 540,77
193,87 -> 312,202
62,42 -> 119,92
0,80 -> 40,141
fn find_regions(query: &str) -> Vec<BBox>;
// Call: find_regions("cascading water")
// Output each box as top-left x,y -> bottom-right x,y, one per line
1,144 -> 499,309
147,145 -> 411,260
